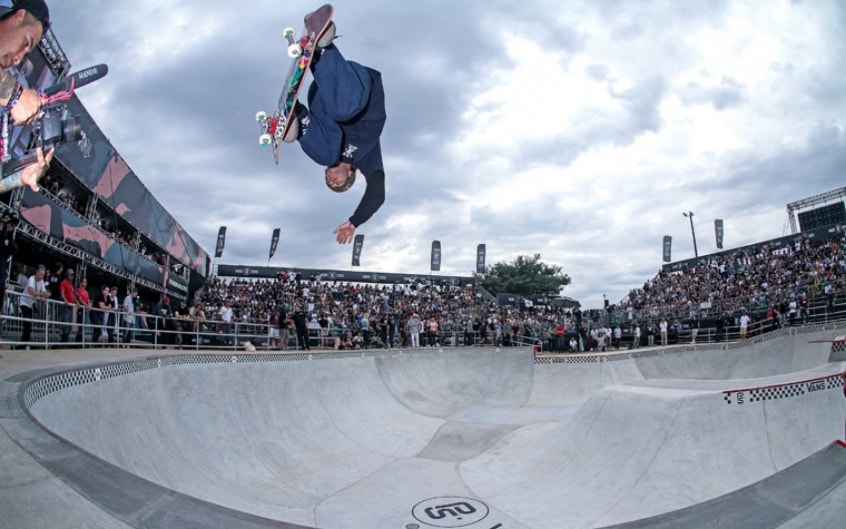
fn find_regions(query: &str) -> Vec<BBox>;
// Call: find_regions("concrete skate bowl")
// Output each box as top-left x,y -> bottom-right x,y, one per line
12,324 -> 846,529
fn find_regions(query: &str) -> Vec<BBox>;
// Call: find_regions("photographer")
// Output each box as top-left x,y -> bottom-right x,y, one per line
0,0 -> 54,193
0,210 -> 15,310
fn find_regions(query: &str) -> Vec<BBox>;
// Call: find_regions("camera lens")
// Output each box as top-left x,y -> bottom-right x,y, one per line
62,115 -> 81,143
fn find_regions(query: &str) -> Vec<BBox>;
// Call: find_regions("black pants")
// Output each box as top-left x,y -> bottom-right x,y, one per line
20,305 -> 34,343
296,327 -> 310,350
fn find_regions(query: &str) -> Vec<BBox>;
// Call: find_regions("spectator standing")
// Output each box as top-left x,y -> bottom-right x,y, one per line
279,311 -> 292,350
19,264 -> 48,347
174,299 -> 193,347
633,323 -> 641,349
47,262 -> 62,305
554,323 -> 565,352
739,311 -> 751,340
122,287 -> 138,345
155,296 -> 174,344
291,307 -> 310,350
464,317 -> 474,346
107,287 -> 120,343
74,276 -> 92,343
268,310 -> 280,349
690,315 -> 700,344
427,316 -> 439,347
58,268 -> 75,343
90,285 -> 111,343
218,299 -> 233,334
716,313 -> 726,342
788,298 -> 798,326
407,313 -> 421,347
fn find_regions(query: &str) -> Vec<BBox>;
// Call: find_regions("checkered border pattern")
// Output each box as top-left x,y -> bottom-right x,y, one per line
723,372 -> 845,405
20,321 -> 846,410
21,350 -> 388,409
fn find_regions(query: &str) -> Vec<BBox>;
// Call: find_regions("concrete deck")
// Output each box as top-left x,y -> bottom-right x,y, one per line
2,323 -> 846,528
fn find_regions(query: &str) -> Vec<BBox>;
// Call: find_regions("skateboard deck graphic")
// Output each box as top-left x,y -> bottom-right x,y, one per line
256,4 -> 334,164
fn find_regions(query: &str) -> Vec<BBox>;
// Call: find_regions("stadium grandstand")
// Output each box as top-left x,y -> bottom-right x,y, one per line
0,28 -> 844,353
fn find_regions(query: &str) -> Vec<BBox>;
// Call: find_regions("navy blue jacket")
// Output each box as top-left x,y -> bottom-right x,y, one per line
301,47 -> 386,228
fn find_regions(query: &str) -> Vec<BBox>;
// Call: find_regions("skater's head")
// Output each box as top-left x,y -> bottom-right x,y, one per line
325,161 -> 356,193
0,0 -> 50,68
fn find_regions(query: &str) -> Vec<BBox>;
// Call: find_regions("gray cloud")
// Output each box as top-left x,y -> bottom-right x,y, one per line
45,0 -> 846,307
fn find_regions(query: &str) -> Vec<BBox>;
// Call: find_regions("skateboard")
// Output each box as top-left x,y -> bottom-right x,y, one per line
256,4 -> 334,164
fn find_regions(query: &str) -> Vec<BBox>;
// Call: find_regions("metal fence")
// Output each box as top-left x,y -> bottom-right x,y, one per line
1,289 -> 844,353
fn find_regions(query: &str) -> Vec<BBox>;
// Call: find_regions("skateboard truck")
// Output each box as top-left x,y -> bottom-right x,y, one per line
283,27 -> 302,58
255,4 -> 334,163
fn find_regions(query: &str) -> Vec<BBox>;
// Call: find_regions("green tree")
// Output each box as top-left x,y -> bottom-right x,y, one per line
475,254 -> 571,297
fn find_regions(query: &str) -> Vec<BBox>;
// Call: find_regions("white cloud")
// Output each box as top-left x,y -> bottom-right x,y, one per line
46,0 -> 846,308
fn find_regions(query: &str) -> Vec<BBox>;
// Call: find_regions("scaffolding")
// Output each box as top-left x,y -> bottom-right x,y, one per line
37,28 -> 71,79
785,187 -> 846,234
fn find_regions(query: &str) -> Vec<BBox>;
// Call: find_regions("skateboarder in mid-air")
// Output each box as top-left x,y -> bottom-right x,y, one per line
286,17 -> 386,244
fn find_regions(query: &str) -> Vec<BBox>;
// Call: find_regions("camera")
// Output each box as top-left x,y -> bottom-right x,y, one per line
31,64 -> 108,150
1,65 -> 107,175
32,105 -> 81,150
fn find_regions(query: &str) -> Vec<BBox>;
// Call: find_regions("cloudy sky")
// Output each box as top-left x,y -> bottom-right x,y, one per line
45,0 -> 845,307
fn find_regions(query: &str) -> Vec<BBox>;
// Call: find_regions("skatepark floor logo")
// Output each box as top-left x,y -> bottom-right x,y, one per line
411,496 -> 490,527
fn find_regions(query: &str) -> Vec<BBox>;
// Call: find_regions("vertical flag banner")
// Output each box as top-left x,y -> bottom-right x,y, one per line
662,235 -> 672,263
431,240 -> 442,271
268,228 -> 281,260
715,219 -> 724,249
476,244 -> 486,273
214,226 -> 226,258
352,234 -> 365,267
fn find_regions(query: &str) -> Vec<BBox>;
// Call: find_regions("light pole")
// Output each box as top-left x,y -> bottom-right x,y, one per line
682,211 -> 698,258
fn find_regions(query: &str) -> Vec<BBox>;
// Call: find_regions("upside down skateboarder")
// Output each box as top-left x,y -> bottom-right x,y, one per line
287,17 -> 386,245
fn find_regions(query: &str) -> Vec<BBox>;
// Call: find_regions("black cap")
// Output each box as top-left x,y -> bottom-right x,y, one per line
0,0 -> 51,32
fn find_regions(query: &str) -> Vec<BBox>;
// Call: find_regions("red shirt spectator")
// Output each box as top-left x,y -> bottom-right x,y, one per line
60,272 -> 75,305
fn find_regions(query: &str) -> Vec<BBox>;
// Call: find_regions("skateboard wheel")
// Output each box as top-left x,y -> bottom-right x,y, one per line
287,43 -> 303,58
259,133 -> 272,146
283,26 -> 295,39
255,110 -> 267,122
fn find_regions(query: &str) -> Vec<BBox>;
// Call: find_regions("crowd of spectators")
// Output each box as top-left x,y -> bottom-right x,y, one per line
621,234 -> 845,325
194,273 -> 548,350
5,232 -> 844,352
189,232 -> 844,352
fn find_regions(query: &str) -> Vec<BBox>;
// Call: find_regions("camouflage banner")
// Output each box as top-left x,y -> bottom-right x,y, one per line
50,97 -> 209,276
18,191 -> 165,285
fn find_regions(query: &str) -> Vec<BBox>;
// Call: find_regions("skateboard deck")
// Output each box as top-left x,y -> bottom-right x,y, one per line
256,4 -> 334,164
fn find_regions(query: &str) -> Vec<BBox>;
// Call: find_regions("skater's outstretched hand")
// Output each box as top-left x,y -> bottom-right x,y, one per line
334,220 -> 355,244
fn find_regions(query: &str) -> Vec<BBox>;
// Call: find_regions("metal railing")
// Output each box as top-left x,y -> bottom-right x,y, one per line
2,288 -> 844,353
